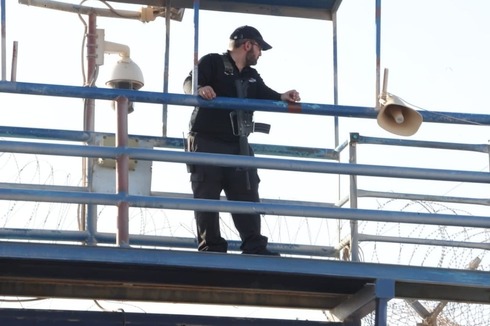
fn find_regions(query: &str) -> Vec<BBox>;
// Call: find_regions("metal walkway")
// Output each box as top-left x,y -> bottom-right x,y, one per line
0,241 -> 489,324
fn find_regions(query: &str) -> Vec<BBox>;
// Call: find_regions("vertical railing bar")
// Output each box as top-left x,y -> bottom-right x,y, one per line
1,0 -> 6,81
192,0 -> 200,94
375,0 -> 382,110
349,133 -> 360,262
161,0 -> 171,136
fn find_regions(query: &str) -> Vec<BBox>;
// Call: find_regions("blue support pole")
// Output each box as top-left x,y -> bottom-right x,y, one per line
374,279 -> 394,326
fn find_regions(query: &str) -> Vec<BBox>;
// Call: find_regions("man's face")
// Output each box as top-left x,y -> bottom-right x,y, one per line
245,40 -> 262,66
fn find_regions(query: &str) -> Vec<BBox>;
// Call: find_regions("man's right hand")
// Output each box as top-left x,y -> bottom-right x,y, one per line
198,86 -> 216,100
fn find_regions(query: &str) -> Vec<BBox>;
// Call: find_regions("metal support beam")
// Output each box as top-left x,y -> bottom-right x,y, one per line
326,279 -> 394,325
0,308 -> 342,326
0,241 -> 488,309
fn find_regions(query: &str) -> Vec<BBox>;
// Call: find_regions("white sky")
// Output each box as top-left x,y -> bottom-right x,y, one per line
1,0 -> 490,322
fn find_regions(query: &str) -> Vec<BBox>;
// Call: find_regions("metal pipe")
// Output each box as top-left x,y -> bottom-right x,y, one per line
19,0 -> 141,20
356,134 -> 489,153
1,187 -> 490,229
0,126 -> 92,142
82,13 -> 98,245
488,140 -> 490,171
18,0 -> 184,21
2,140 -> 490,184
375,0 -> 382,109
192,0 -> 200,94
358,233 -> 490,251
161,0 -> 171,136
357,189 -> 490,206
85,13 -> 97,130
0,228 -> 338,257
2,81 -> 490,125
10,41 -> 17,81
1,0 -> 6,80
349,134 -> 360,262
0,125 -> 338,159
116,96 -> 130,247
332,8 -> 342,250
332,9 -> 339,148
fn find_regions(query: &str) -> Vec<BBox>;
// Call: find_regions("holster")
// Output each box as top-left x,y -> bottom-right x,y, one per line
185,133 -> 195,173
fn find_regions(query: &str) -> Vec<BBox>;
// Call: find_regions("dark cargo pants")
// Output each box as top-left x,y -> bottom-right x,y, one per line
188,133 -> 268,253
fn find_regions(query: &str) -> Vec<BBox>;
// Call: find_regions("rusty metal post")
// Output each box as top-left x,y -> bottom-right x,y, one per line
82,12 -> 98,245
116,96 -> 130,247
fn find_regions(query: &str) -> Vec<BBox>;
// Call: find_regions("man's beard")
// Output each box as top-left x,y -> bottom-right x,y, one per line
245,50 -> 258,66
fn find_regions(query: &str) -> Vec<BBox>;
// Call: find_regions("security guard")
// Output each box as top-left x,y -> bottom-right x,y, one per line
183,25 -> 300,255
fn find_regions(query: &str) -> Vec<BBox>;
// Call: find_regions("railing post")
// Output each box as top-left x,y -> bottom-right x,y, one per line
1,0 -> 6,81
349,133 -> 360,261
116,96 -> 130,247
487,140 -> 490,172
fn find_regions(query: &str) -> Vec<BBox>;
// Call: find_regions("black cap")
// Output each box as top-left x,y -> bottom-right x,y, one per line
230,25 -> 272,51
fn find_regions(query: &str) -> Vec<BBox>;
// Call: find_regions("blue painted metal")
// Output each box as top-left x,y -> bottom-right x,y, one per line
353,133 -> 489,153
1,139 -> 489,184
0,228 -> 89,242
358,189 -> 490,207
0,125 -> 93,142
191,0 -> 340,10
0,241 -> 488,304
110,0 -> 342,20
116,0 -> 340,11
1,187 -> 490,229
0,308 -> 341,326
2,81 -> 490,125
374,279 -> 394,326
0,125 -> 339,159
0,227 -> 338,256
359,233 -> 490,251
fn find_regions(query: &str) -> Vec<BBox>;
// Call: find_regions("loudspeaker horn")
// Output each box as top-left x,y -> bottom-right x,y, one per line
377,93 -> 423,136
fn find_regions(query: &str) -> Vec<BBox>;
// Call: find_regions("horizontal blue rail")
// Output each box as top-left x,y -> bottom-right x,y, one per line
1,139 -> 489,183
2,81 -> 490,125
0,228 -> 337,256
0,126 -> 339,160
354,134 -> 489,153
1,187 -> 489,229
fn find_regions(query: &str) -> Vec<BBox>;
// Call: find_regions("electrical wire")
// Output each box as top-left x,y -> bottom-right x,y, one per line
394,94 -> 486,126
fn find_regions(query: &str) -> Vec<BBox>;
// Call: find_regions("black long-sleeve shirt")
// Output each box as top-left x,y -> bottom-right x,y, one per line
183,51 -> 281,141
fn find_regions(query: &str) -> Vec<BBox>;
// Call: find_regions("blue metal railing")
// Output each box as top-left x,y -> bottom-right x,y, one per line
1,80 -> 490,255
3,81 -> 490,125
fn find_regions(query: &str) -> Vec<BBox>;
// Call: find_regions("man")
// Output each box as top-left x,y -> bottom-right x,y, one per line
183,25 -> 300,256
